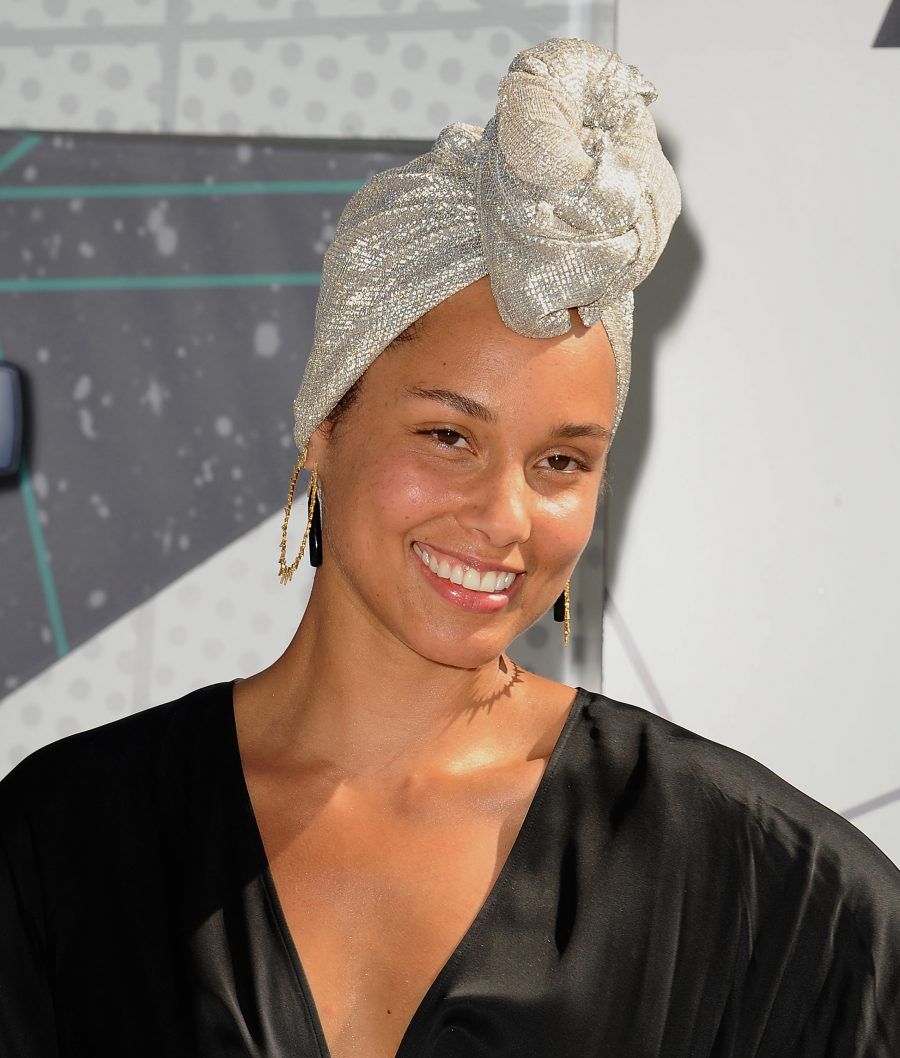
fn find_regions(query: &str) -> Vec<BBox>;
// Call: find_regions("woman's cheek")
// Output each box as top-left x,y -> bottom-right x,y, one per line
374,453 -> 459,526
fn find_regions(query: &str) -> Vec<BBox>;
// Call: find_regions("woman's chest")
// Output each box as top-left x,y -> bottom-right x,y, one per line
252,770 -> 542,1058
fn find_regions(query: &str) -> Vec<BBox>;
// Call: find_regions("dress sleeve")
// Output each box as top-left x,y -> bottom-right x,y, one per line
0,761 -> 60,1058
736,802 -> 900,1056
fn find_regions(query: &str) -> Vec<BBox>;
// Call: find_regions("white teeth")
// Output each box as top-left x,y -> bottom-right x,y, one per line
413,543 -> 518,593
462,568 -> 481,590
480,571 -> 497,593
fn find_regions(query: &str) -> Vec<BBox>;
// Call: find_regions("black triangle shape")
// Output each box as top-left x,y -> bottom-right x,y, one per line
874,0 -> 900,46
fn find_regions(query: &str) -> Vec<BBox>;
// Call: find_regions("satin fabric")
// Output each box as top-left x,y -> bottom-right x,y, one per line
1,679 -> 898,1057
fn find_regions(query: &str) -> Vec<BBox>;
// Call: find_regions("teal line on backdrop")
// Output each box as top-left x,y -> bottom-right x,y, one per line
0,179 -> 366,200
0,272 -> 322,292
0,343 -> 69,660
0,134 -> 42,176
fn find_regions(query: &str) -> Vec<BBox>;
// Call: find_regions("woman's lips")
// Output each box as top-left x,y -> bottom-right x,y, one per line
411,542 -> 524,614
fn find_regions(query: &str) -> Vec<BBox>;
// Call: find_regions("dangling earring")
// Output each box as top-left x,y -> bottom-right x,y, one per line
553,579 -> 571,646
308,491 -> 323,567
278,444 -> 320,584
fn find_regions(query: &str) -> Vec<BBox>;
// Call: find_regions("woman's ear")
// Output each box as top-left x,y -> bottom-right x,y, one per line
305,421 -> 331,471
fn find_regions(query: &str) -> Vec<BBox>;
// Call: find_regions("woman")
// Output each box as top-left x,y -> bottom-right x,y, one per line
2,38 -> 898,1058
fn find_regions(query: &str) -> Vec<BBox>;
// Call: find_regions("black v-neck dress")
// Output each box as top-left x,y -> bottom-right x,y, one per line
1,679 -> 899,1057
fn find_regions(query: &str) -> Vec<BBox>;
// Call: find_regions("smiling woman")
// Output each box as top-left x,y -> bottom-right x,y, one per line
2,36 -> 900,1058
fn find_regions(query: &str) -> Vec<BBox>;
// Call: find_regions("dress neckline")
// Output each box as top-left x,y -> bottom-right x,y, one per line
224,678 -> 591,1058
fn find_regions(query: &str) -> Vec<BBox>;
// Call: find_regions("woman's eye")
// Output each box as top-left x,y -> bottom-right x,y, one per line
422,428 -> 467,448
540,453 -> 589,473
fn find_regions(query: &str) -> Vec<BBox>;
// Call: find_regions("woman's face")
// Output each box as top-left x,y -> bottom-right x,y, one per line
307,276 -> 617,669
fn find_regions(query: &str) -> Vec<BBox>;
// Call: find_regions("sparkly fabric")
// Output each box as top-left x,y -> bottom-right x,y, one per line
292,37 -> 681,453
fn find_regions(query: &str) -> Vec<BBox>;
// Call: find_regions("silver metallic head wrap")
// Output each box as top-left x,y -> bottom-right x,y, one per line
292,37 -> 681,454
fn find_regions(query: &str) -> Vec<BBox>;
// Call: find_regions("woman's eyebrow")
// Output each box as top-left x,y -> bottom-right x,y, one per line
402,386 -> 610,443
402,385 -> 496,424
551,421 -> 611,443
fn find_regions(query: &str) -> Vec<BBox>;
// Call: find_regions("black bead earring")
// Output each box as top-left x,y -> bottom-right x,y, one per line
553,580 -> 571,646
309,492 -> 323,567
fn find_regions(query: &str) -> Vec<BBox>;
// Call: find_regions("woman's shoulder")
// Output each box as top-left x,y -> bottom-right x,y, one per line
0,679 -> 235,822
578,687 -> 900,895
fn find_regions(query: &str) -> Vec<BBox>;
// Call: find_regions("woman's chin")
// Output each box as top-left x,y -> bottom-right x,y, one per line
405,627 -> 514,672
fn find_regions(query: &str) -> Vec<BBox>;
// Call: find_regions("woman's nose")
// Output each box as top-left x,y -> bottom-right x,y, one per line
455,461 -> 533,549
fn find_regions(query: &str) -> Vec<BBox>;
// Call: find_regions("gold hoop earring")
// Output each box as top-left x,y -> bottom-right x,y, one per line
278,444 -> 319,585
553,578 -> 571,647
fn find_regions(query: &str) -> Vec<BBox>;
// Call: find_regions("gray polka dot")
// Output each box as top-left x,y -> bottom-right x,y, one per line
352,70 -> 377,99
230,67 -> 254,95
238,650 -> 261,672
167,625 -> 187,646
216,597 -> 235,619
526,625 -> 549,648
21,703 -> 42,726
105,63 -> 130,90
476,73 -> 497,102
57,715 -> 80,736
95,108 -> 116,129
69,677 -> 90,700
8,745 -> 28,766
33,45 -> 54,59
340,112 -> 363,135
203,639 -> 224,661
195,53 -> 216,78
269,85 -> 288,108
401,43 -> 426,70
43,0 -> 68,17
251,611 -> 271,634
427,100 -> 449,126
70,50 -> 91,74
490,31 -> 512,57
379,0 -> 401,10
218,110 -> 240,133
364,32 -> 389,54
292,0 -> 313,14
316,56 -> 339,81
59,93 -> 79,115
257,0 -> 278,8
304,99 -> 325,122
390,87 -> 411,111
242,37 -> 264,53
145,81 -> 161,104
453,28 -> 473,42
21,77 -> 42,101
439,58 -> 461,85
106,691 -> 126,713
181,96 -> 203,120
280,41 -> 302,66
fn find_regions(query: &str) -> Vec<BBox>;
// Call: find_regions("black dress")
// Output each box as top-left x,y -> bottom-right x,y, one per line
1,678 -> 898,1057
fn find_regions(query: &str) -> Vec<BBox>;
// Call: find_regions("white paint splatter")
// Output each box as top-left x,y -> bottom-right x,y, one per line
87,589 -> 107,609
214,415 -> 233,437
78,241 -> 95,258
140,377 -> 169,416
254,321 -> 281,358
73,374 -> 92,400
78,407 -> 98,439
32,471 -> 49,499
